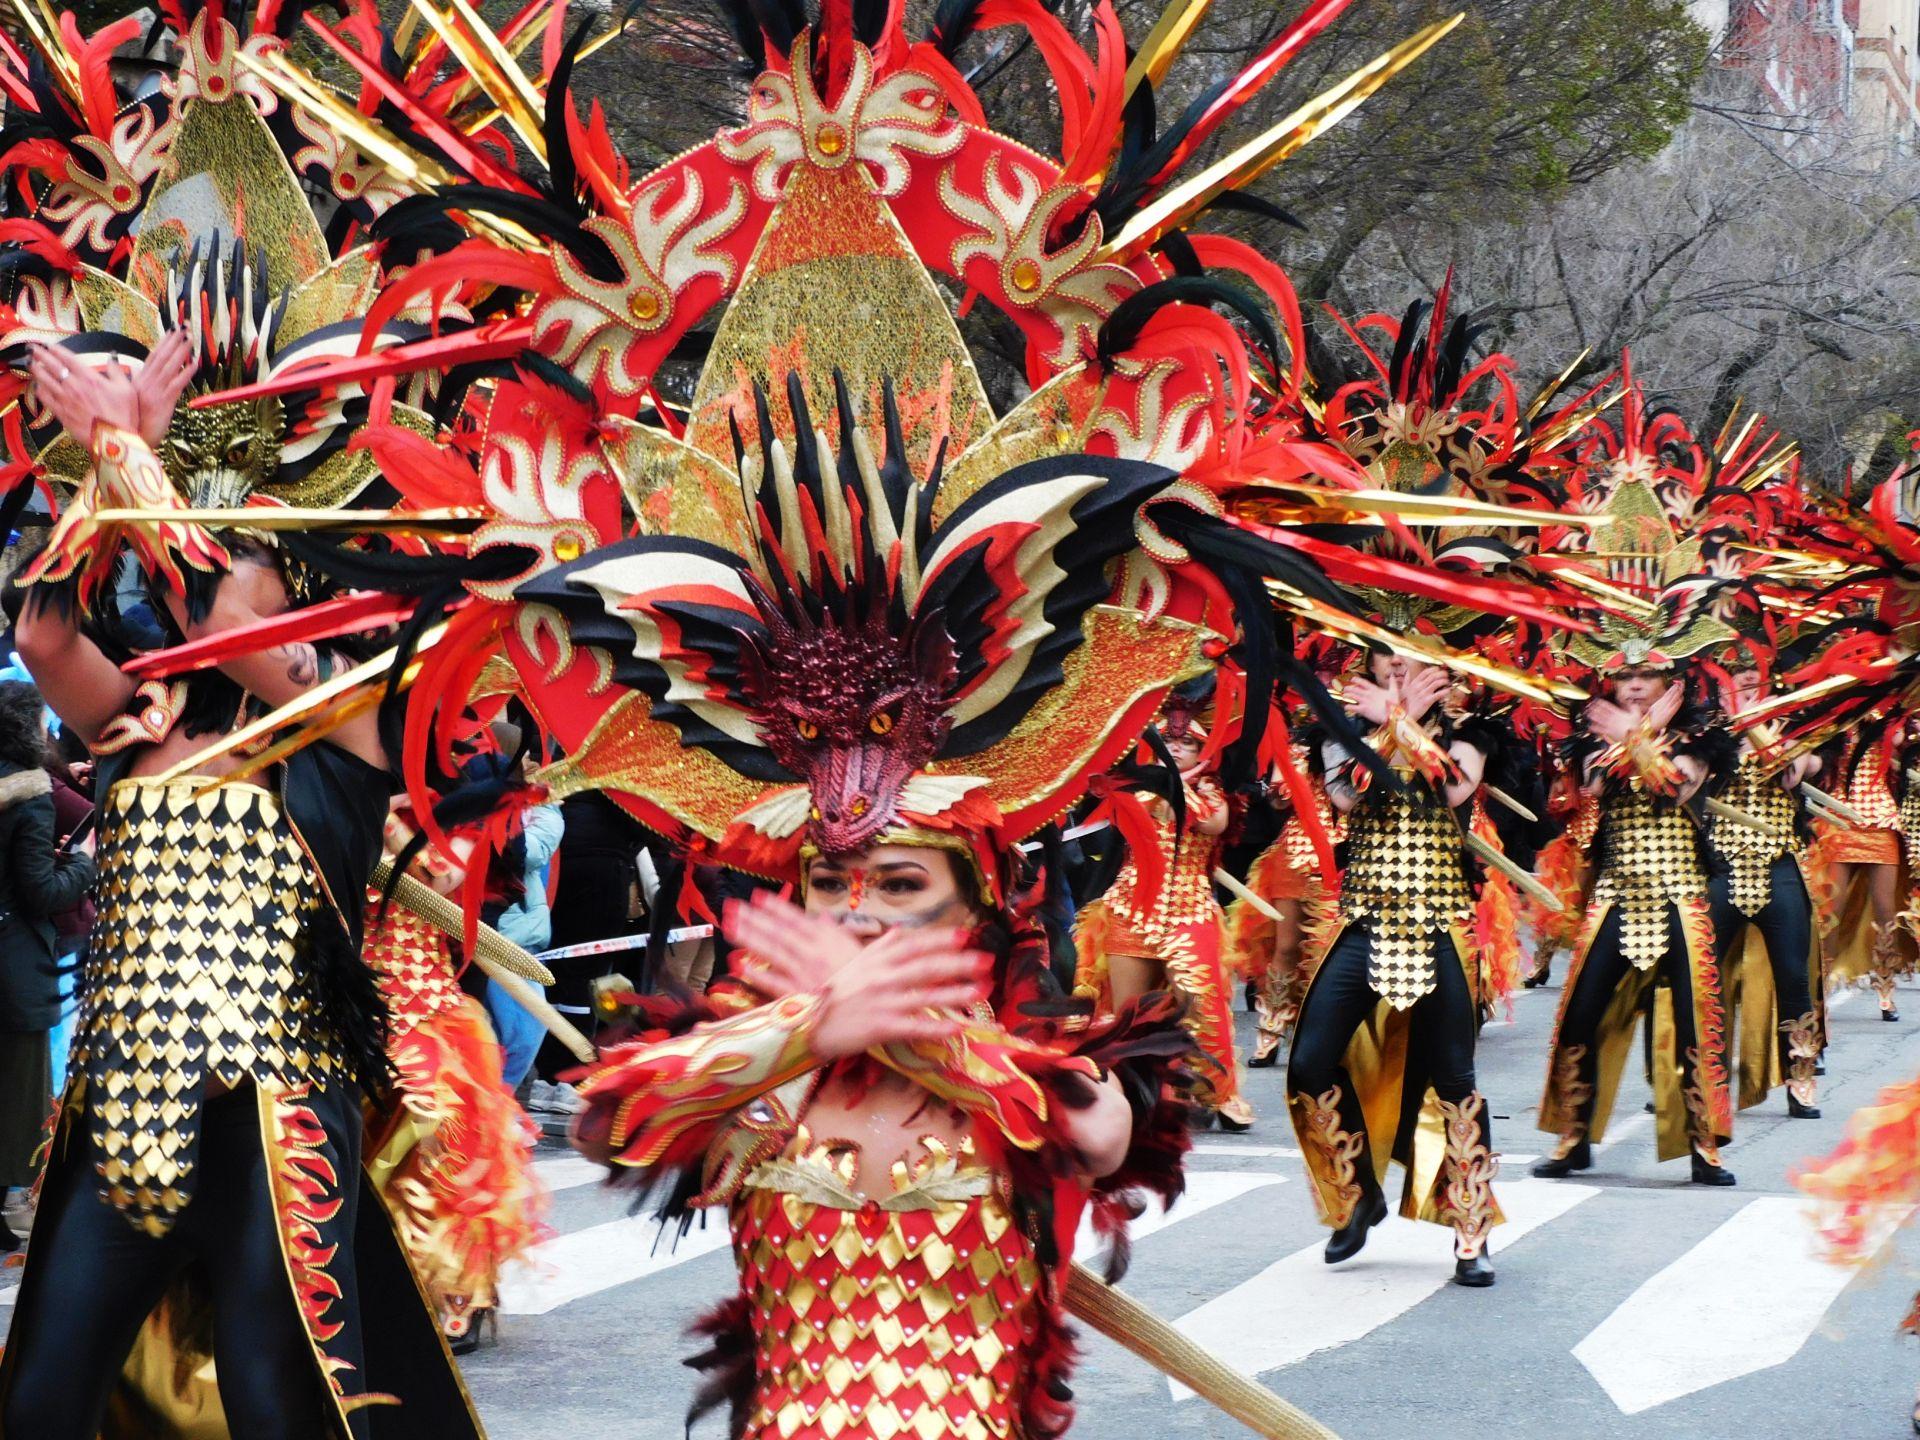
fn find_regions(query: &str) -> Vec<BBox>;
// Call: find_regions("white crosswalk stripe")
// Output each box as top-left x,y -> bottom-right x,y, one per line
500,1211 -> 734,1315
1573,1197 -> 1915,1414
1166,1177 -> 1602,1399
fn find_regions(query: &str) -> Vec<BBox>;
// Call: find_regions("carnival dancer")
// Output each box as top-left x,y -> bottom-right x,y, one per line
524,378 -> 1282,1436
1532,663 -> 1737,1185
0,0 -> 492,1426
1706,654 -> 1823,1119
1817,716 -> 1916,1019
0,358 -> 481,1435
1075,693 -> 1254,1129
1224,727 -> 1342,1067
1286,646 -> 1500,1284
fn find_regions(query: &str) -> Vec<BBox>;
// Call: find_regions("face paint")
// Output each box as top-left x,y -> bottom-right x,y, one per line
804,844 -> 980,941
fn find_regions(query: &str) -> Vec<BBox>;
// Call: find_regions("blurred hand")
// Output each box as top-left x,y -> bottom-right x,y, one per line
1586,699 -> 1634,746
1401,667 -> 1449,722
1344,678 -> 1396,726
1645,681 -> 1684,734
132,328 -> 196,448
723,893 -> 991,1060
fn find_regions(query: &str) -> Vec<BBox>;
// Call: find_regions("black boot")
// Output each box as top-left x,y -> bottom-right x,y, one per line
1247,1044 -> 1281,1069
1787,1093 -> 1822,1119
1531,1140 -> 1592,1178
1323,1188 -> 1388,1264
1522,962 -> 1551,989
1453,1247 -> 1495,1288
1690,1148 -> 1737,1186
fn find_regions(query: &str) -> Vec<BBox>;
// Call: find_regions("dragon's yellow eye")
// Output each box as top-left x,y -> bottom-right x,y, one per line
869,712 -> 894,736
796,718 -> 819,741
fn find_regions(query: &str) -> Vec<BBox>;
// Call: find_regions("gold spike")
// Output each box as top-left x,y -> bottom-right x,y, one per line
1525,350 -> 1593,424
6,0 -> 78,97
94,506 -> 484,535
1238,482 -> 1604,529
1545,564 -> 1659,618
1122,0 -> 1215,101
1717,410 -> 1760,465
462,11 -> 641,135
1095,14 -> 1464,262
1532,386 -> 1624,454
1713,400 -> 1747,453
238,47 -> 544,252
1268,587 -> 1589,706
412,0 -> 549,165
237,48 -> 444,192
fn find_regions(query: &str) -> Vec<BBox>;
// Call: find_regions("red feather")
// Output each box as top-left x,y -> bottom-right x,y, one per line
121,590 -> 419,679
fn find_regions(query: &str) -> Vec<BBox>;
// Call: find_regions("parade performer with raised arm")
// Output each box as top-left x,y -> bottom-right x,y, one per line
1704,630 -> 1825,1120
1286,633 -> 1499,1284
1534,381 -> 1741,1187
1075,685 -> 1253,1130
0,2 -> 492,1431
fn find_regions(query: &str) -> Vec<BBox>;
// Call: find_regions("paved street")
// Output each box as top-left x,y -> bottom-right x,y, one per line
9,973 -> 1920,1438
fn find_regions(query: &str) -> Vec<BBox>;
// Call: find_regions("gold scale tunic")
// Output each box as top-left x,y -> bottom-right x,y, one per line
72,776 -> 342,1236
730,1133 -> 1042,1440
1710,753 -> 1799,918
1339,787 -> 1475,1009
1590,784 -> 1706,969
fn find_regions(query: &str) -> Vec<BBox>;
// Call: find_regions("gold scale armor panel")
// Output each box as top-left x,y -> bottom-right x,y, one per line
73,777 -> 343,1236
1339,787 -> 1473,1009
1591,784 -> 1706,970
1842,732 -> 1903,832
1710,754 -> 1798,918
731,1134 -> 1041,1440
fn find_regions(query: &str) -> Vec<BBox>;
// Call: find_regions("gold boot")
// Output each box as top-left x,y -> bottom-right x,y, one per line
1437,1092 -> 1497,1287
1873,922 -> 1904,1021
1782,1010 -> 1821,1118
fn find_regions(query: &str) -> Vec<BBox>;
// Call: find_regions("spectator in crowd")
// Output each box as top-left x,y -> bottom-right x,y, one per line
0,681 -> 95,1249
531,792 -> 647,1093
491,799 -> 563,1102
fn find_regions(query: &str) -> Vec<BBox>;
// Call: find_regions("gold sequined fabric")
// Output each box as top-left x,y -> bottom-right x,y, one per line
1340,788 -> 1473,1009
1841,732 -> 1903,832
1710,754 -> 1798,918
1101,785 -> 1223,957
363,887 -> 468,1039
731,1137 -> 1041,1440
74,778 -> 342,1236
1591,785 -> 1706,970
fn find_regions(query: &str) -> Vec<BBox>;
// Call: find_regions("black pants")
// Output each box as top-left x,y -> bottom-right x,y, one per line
1709,857 -> 1816,1048
1288,925 -> 1479,1182
4,1086 -> 338,1440
1555,904 -> 1707,1137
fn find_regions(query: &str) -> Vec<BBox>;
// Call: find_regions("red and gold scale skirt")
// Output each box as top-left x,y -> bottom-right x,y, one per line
731,1167 -> 1041,1440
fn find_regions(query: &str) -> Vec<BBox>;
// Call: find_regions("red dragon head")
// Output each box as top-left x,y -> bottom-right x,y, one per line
737,571 -> 959,855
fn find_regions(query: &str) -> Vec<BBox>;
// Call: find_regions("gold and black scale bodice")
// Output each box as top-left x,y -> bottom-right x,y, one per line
71,777 -> 345,1236
1590,784 -> 1707,971
1709,753 -> 1798,918
1339,787 -> 1474,1009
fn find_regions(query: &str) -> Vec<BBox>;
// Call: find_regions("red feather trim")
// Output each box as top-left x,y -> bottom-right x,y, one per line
120,589 -> 417,679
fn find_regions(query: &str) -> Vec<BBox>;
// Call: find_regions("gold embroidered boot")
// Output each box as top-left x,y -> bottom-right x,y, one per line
1299,1082 -> 1385,1263
1685,1067 -> 1737,1187
1782,1010 -> 1821,1119
1873,922 -> 1903,1022
1437,1092 -> 1497,1288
